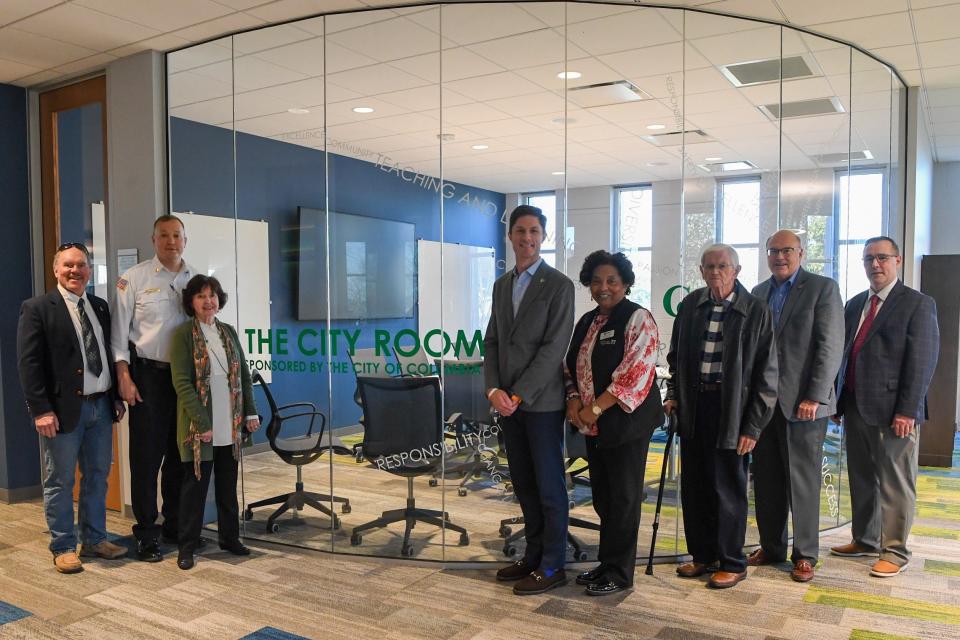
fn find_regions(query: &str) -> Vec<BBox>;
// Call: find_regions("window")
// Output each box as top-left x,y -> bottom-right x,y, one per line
523,192 -> 556,267
614,185 -> 653,307
717,177 -> 761,290
834,169 -> 884,300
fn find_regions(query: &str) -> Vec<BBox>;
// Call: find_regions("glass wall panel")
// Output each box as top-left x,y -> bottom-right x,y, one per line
166,1 -> 908,563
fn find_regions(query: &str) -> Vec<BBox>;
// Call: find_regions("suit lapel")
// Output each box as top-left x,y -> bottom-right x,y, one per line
510,263 -> 548,336
49,291 -> 81,356
775,270 -> 807,335
862,281 -> 904,346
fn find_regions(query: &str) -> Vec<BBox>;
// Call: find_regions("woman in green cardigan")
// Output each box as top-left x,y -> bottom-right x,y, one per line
170,274 -> 260,570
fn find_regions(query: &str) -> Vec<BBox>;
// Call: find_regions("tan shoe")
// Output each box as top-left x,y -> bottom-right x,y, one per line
870,559 -> 907,578
830,542 -> 877,557
80,540 -> 128,560
53,551 -> 83,574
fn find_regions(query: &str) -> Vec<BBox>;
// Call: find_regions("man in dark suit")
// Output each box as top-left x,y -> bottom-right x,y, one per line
484,204 -> 575,595
17,243 -> 127,573
831,236 -> 939,578
749,230 -> 844,582
665,244 -> 777,589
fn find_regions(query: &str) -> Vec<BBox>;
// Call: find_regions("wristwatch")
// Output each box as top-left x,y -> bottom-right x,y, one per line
591,402 -> 602,416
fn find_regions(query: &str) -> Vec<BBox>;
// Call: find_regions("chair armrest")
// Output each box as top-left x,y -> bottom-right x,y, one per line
445,412 -> 463,430
274,409 -> 326,441
277,401 -> 318,412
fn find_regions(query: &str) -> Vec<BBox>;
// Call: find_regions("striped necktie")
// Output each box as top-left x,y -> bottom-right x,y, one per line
76,298 -> 103,377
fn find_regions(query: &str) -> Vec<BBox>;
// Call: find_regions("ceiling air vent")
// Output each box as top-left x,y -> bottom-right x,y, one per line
812,150 -> 874,164
720,54 -> 820,87
567,80 -> 652,108
698,160 -> 757,172
759,96 -> 845,120
642,129 -> 712,146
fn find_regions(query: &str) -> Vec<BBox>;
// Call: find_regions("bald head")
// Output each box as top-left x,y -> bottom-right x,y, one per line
766,229 -> 804,283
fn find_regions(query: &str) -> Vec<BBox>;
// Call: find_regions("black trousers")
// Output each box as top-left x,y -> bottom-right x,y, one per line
586,434 -> 652,587
753,406 -> 828,562
679,390 -> 749,573
128,360 -> 181,542
501,409 -> 568,570
178,445 -> 240,550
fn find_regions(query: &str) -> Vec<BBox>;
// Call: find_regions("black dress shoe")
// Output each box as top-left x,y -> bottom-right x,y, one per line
513,569 -> 568,595
496,559 -> 535,582
585,580 -> 629,596
177,548 -> 194,570
219,540 -> 250,556
161,534 -> 207,549
136,540 -> 162,563
576,566 -> 605,585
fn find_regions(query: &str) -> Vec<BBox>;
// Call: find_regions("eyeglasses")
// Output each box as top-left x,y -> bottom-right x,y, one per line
766,247 -> 799,257
701,263 -> 735,272
862,254 -> 896,265
56,242 -> 90,257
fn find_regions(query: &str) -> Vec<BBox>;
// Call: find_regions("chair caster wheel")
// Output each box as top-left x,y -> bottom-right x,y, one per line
401,544 -> 414,557
503,545 -> 517,557
341,503 -> 351,514
429,478 -> 438,487
269,523 -> 280,533
569,500 -> 576,510
575,551 -> 588,561
355,452 -> 364,463
243,508 -> 253,521
457,488 -> 467,497
350,533 -> 362,546
499,525 -> 512,538
459,533 -> 469,546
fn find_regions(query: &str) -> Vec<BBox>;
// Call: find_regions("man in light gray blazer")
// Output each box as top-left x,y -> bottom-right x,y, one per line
484,204 -> 575,596
749,230 -> 844,582
831,236 -> 939,578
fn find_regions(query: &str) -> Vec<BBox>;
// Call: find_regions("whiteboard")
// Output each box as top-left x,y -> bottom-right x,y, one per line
178,213 -> 272,381
417,240 -> 495,350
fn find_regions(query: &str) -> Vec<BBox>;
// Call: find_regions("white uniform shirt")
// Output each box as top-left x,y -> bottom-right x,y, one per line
111,256 -> 196,363
58,284 -> 111,395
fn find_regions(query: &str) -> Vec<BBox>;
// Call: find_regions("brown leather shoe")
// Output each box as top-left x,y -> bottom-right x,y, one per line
676,561 -> 718,578
747,548 -> 785,566
513,569 -> 568,595
870,559 -> 907,578
496,559 -> 535,581
53,551 -> 83,574
80,540 -> 128,559
708,570 -> 747,589
791,559 -> 815,582
830,542 -> 877,557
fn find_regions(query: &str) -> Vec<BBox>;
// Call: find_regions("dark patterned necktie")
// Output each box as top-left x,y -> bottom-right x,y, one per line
76,298 -> 103,377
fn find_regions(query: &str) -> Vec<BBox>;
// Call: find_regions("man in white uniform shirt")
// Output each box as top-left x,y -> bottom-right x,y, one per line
112,215 -> 196,562
17,243 -> 127,573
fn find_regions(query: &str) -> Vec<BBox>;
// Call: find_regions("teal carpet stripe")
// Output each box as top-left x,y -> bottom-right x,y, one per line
240,627 -> 308,640
0,601 -> 31,625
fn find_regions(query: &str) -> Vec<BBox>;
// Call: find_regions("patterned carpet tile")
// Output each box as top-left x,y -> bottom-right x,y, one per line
803,586 -> 960,625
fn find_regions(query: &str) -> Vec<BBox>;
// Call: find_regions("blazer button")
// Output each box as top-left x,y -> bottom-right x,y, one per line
76,369 -> 83,375
75,390 -> 83,396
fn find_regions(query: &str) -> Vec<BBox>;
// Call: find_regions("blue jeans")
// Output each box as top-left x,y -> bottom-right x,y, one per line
42,395 -> 114,554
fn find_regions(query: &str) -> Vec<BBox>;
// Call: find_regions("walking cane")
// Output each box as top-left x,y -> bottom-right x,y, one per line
645,413 -> 676,575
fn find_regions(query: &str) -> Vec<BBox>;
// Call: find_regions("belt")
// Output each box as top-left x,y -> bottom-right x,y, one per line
82,391 -> 108,402
698,382 -> 722,392
139,358 -> 170,370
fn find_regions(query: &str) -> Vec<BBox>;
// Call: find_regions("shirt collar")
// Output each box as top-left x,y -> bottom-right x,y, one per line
770,267 -> 800,289
709,288 -> 737,306
515,257 -> 543,279
152,254 -> 189,275
871,278 -> 898,302
57,283 -> 87,305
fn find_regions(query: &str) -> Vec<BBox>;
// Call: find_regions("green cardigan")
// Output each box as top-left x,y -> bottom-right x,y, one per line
170,319 -> 257,463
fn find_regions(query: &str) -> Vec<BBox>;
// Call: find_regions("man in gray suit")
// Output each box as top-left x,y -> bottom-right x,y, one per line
831,236 -> 939,578
484,204 -> 575,595
749,230 -> 844,582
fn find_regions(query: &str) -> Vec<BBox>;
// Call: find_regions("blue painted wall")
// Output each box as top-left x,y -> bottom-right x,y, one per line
56,104 -> 104,247
170,117 -> 505,436
0,84 -> 38,493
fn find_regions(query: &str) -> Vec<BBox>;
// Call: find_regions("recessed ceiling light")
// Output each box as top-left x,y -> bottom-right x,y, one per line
557,71 -> 581,79
471,144 -> 489,150
647,161 -> 668,167
352,106 -> 374,114
705,156 -> 723,162
646,123 -> 666,130
552,171 -> 565,175
288,107 -> 310,115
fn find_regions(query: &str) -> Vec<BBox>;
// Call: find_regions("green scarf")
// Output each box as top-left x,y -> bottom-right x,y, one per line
184,317 -> 243,480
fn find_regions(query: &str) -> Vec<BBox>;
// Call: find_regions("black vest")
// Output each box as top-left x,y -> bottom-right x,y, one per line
565,298 -> 664,448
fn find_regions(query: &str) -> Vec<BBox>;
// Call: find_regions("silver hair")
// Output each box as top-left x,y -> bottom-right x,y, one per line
700,243 -> 739,267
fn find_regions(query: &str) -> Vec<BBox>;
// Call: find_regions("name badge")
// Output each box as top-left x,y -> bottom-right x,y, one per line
142,287 -> 161,294
599,329 -> 615,340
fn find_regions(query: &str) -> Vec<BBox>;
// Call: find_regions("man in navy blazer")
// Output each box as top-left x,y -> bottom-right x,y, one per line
17,244 -> 127,573
831,236 -> 939,578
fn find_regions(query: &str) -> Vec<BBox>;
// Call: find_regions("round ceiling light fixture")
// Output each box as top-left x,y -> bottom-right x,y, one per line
705,156 -> 723,162
552,171 -> 566,175
647,161 -> 668,167
352,106 -> 374,113
471,144 -> 489,150
287,107 -> 310,114
557,71 -> 581,79
646,123 -> 667,130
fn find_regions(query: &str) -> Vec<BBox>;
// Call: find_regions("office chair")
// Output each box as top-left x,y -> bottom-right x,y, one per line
348,347 -> 392,462
349,376 -> 470,557
499,424 -> 600,561
244,373 -> 351,533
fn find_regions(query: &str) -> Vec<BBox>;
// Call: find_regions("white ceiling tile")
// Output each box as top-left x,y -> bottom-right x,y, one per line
909,0 -> 960,8
328,63 -> 431,95
926,87 -> 960,108
438,3 -> 547,45
323,96 -> 408,125
444,72 -> 544,102
667,7 -> 773,39
929,106 -> 960,122
253,37 -> 327,76
516,56 -> 622,92
17,4 -> 160,51
682,88 -> 754,114
0,1 -> 62,27
917,38 -> 960,69
567,8 -> 681,56
870,44 -> 920,71
261,77 -> 361,109
173,12 -> 266,42
588,99 -> 676,124
170,96 -> 233,125
462,118 -> 546,138
366,112 -> 440,135
75,0 -> 233,33
14,69 -> 63,87
686,107 -> 770,128
920,65 -> 960,89
440,102 -> 513,126
600,43 -> 710,80
523,108 -> 608,130
243,0 -> 357,23
327,15 -> 440,62
56,52 -> 116,76
807,13 -> 914,49
167,69 -> 233,107
898,69 -> 922,86
232,23 -> 315,53
377,86 -> 471,110
737,77 -> 837,106
467,28 -> 587,70
702,0 -> 787,22
0,57 -> 43,83
688,27 -> 789,67
775,0 -> 906,26
224,54 -> 307,90
437,47 -> 505,82
167,39 -> 232,72
912,3 -> 960,43
484,91 -> 563,118
0,28 -> 98,68
110,34 -> 193,59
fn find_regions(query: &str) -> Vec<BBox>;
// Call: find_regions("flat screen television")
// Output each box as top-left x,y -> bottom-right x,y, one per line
297,207 -> 416,320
